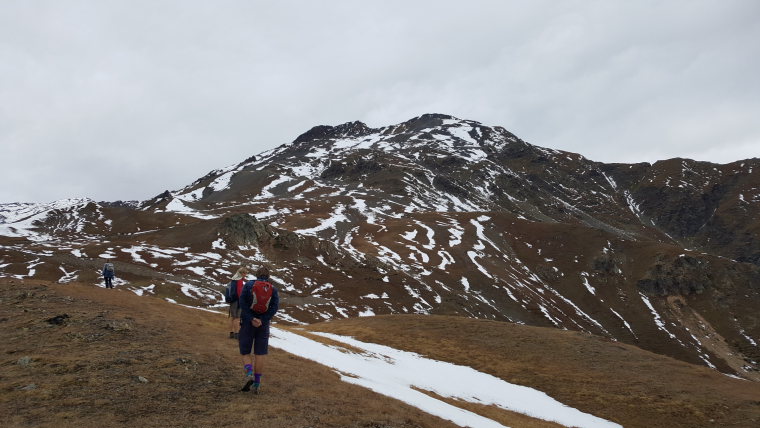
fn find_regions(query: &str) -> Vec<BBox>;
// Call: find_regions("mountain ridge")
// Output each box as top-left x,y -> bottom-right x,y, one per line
1,114 -> 758,382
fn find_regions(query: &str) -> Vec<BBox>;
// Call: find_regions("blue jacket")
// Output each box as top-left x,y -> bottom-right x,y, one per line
240,276 -> 279,325
102,263 -> 115,278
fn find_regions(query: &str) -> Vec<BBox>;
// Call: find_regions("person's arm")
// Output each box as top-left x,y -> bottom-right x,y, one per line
241,281 -> 253,309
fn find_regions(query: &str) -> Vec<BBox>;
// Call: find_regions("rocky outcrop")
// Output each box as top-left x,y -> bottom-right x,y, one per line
390,113 -> 456,134
637,254 -> 760,296
637,255 -> 711,296
432,175 -> 469,198
320,158 -> 385,180
219,214 -> 366,268
294,121 -> 376,144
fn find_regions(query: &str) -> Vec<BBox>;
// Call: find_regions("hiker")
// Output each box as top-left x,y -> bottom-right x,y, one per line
239,265 -> 279,394
102,261 -> 115,288
227,267 -> 249,339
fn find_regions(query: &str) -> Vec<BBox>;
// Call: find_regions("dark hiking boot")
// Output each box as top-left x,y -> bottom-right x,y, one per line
252,383 -> 261,395
241,371 -> 254,392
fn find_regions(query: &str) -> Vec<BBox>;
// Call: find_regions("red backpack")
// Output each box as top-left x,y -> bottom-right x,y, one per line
224,279 -> 245,303
250,280 -> 274,314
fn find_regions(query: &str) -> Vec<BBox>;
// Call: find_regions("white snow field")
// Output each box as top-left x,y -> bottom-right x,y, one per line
270,328 -> 621,428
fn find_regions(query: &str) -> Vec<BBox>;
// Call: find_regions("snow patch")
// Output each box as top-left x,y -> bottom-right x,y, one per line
270,329 -> 620,428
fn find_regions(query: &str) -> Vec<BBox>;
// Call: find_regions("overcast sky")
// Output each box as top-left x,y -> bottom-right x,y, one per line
1,1 -> 759,203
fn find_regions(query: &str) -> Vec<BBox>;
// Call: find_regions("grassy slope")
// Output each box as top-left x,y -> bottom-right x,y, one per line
0,280 -> 462,428
1,279 -> 758,428
308,316 -> 760,428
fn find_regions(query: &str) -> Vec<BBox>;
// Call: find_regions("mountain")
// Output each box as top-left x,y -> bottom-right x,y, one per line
1,113 -> 758,382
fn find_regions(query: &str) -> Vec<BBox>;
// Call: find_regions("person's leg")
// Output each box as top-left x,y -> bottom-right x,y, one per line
254,354 -> 265,373
251,324 -> 270,392
251,357 -> 265,393
229,302 -> 242,338
238,319 -> 255,391
241,354 -> 253,370
228,315 -> 236,338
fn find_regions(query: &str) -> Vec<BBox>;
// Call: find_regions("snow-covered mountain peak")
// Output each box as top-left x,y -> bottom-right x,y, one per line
162,115 -> 530,214
292,113 -> 477,146
277,114 -> 520,166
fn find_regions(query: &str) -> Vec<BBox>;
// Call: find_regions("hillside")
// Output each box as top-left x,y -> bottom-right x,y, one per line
2,279 -> 759,427
0,279 -> 460,428
1,113 -> 759,382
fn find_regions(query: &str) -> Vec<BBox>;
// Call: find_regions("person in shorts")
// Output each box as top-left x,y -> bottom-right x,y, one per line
239,266 -> 279,394
228,267 -> 248,339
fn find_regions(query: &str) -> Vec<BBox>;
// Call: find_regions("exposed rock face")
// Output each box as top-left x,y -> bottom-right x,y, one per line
220,213 -> 271,246
294,121 -> 376,144
637,254 -> 760,297
603,157 -> 760,264
1,114 -> 759,380
220,213 -> 372,269
638,255 -> 713,296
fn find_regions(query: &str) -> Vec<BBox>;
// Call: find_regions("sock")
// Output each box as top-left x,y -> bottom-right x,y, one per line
244,364 -> 253,376
254,373 -> 262,384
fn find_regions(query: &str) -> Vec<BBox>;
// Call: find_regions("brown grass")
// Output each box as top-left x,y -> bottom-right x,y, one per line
3,279 -> 759,428
0,279 -> 461,428
307,315 -> 760,428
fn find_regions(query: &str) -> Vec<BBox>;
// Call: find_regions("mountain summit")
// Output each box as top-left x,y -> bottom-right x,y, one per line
1,114 -> 758,381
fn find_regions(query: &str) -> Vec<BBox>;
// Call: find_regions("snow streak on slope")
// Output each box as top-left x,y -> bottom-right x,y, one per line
0,199 -> 97,238
271,328 -> 621,428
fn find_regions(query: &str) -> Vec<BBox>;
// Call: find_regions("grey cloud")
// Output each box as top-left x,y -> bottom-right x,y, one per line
1,0 -> 758,203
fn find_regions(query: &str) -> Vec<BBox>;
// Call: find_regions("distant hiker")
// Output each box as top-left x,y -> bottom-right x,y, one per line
226,267 -> 249,339
102,261 -> 115,288
239,265 -> 279,394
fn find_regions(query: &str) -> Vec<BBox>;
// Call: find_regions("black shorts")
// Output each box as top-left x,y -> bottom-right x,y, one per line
238,319 -> 270,356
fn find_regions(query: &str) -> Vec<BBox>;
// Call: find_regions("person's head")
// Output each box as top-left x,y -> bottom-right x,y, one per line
231,267 -> 248,280
256,266 -> 270,279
